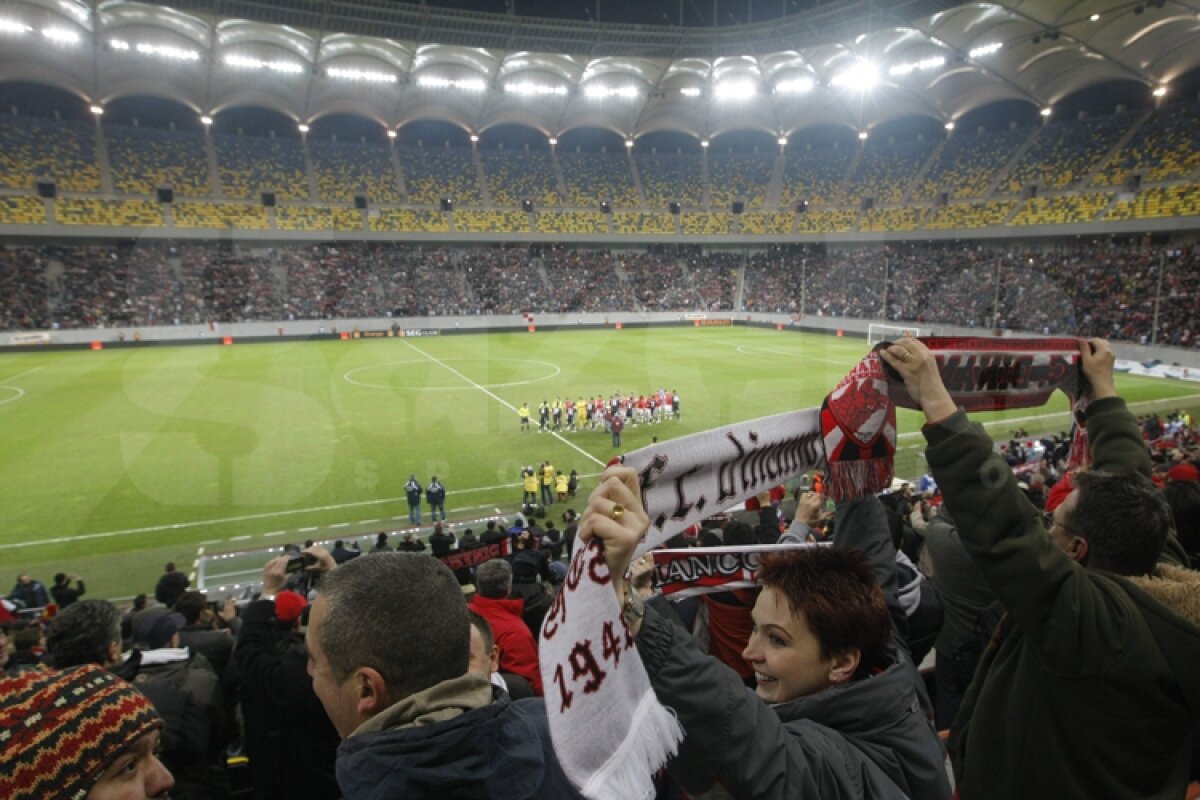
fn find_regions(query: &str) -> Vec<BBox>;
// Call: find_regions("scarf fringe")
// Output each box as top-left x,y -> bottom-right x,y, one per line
826,457 -> 893,502
580,690 -> 684,800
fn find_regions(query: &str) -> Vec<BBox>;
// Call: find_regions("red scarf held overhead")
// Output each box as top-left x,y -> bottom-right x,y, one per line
540,337 -> 1089,800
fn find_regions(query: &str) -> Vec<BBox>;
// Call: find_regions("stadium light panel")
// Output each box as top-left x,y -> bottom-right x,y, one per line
0,19 -> 32,34
298,123 -> 309,133
680,87 -> 702,97
200,115 -> 213,125
858,130 -> 868,141
386,129 -> 397,138
888,56 -> 944,77
625,139 -> 634,148
714,79 -> 757,101
584,85 -> 639,100
832,60 -> 879,91
968,43 -> 1003,59
109,38 -> 130,50
42,27 -> 81,44
89,105 -> 104,115
1153,85 -> 1167,97
548,137 -> 557,145
944,121 -> 955,130
504,81 -> 567,97
1040,107 -> 1052,117
416,76 -> 487,92
1090,13 -> 1100,21
135,42 -> 200,62
224,54 -> 304,75
777,136 -> 787,146
775,77 -> 814,94
469,134 -> 479,142
700,139 -> 709,148
327,67 -> 397,83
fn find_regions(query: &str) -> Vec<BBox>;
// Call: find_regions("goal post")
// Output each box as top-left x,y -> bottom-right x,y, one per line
867,323 -> 923,347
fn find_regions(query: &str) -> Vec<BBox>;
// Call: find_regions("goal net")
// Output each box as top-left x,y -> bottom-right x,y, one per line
867,323 -> 923,347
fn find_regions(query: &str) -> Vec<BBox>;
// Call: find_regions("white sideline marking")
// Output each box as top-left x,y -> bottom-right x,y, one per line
1,480 -> 522,551
230,535 -> 250,541
297,527 -> 318,533
400,340 -> 606,468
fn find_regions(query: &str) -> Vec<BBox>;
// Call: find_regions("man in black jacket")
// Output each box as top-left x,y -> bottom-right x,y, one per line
304,552 -> 581,799
228,558 -> 340,800
50,573 -> 85,608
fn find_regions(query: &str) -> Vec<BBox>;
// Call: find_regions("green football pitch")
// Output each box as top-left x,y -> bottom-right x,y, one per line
2,326 -> 1197,600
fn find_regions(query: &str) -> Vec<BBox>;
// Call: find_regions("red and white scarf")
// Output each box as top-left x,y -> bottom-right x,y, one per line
648,544 -> 823,598
539,337 -> 1087,799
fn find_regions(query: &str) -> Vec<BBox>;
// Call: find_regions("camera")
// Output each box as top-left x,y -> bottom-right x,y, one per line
286,553 -> 317,573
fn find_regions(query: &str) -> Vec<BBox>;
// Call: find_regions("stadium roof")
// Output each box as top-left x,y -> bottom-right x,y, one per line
0,0 -> 1196,139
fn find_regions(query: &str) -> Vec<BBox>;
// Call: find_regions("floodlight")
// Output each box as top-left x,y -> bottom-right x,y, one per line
109,38 -> 130,50
386,129 -> 397,138
888,57 -> 944,77
269,60 -> 304,75
1040,107 -> 1052,117
548,137 -> 557,145
42,27 -> 81,44
298,123 -> 309,133
200,115 -> 213,126
700,140 -> 709,148
714,79 -> 756,101
680,87 -> 701,97
224,54 -> 304,75
832,60 -> 879,91
136,42 -> 200,62
944,121 -> 955,130
777,136 -> 788,146
0,19 -> 32,34
1090,13 -> 1100,21
1153,85 -> 1167,97
418,76 -> 486,92
625,139 -> 634,148
858,131 -> 869,141
327,67 -> 397,83
775,77 -> 814,94
504,81 -> 567,96
470,134 -> 479,142
968,43 -> 1003,59
89,105 -> 104,115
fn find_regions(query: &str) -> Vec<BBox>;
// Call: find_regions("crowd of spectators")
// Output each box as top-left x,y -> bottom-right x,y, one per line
4,367 -> 1197,798
3,239 -> 1199,347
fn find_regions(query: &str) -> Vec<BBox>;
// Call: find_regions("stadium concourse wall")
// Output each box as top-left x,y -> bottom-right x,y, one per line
7,311 -> 1200,370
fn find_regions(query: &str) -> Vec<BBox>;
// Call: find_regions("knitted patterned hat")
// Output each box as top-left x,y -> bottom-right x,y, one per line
0,664 -> 163,800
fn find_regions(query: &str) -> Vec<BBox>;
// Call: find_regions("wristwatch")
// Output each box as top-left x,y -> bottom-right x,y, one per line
621,586 -> 645,629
